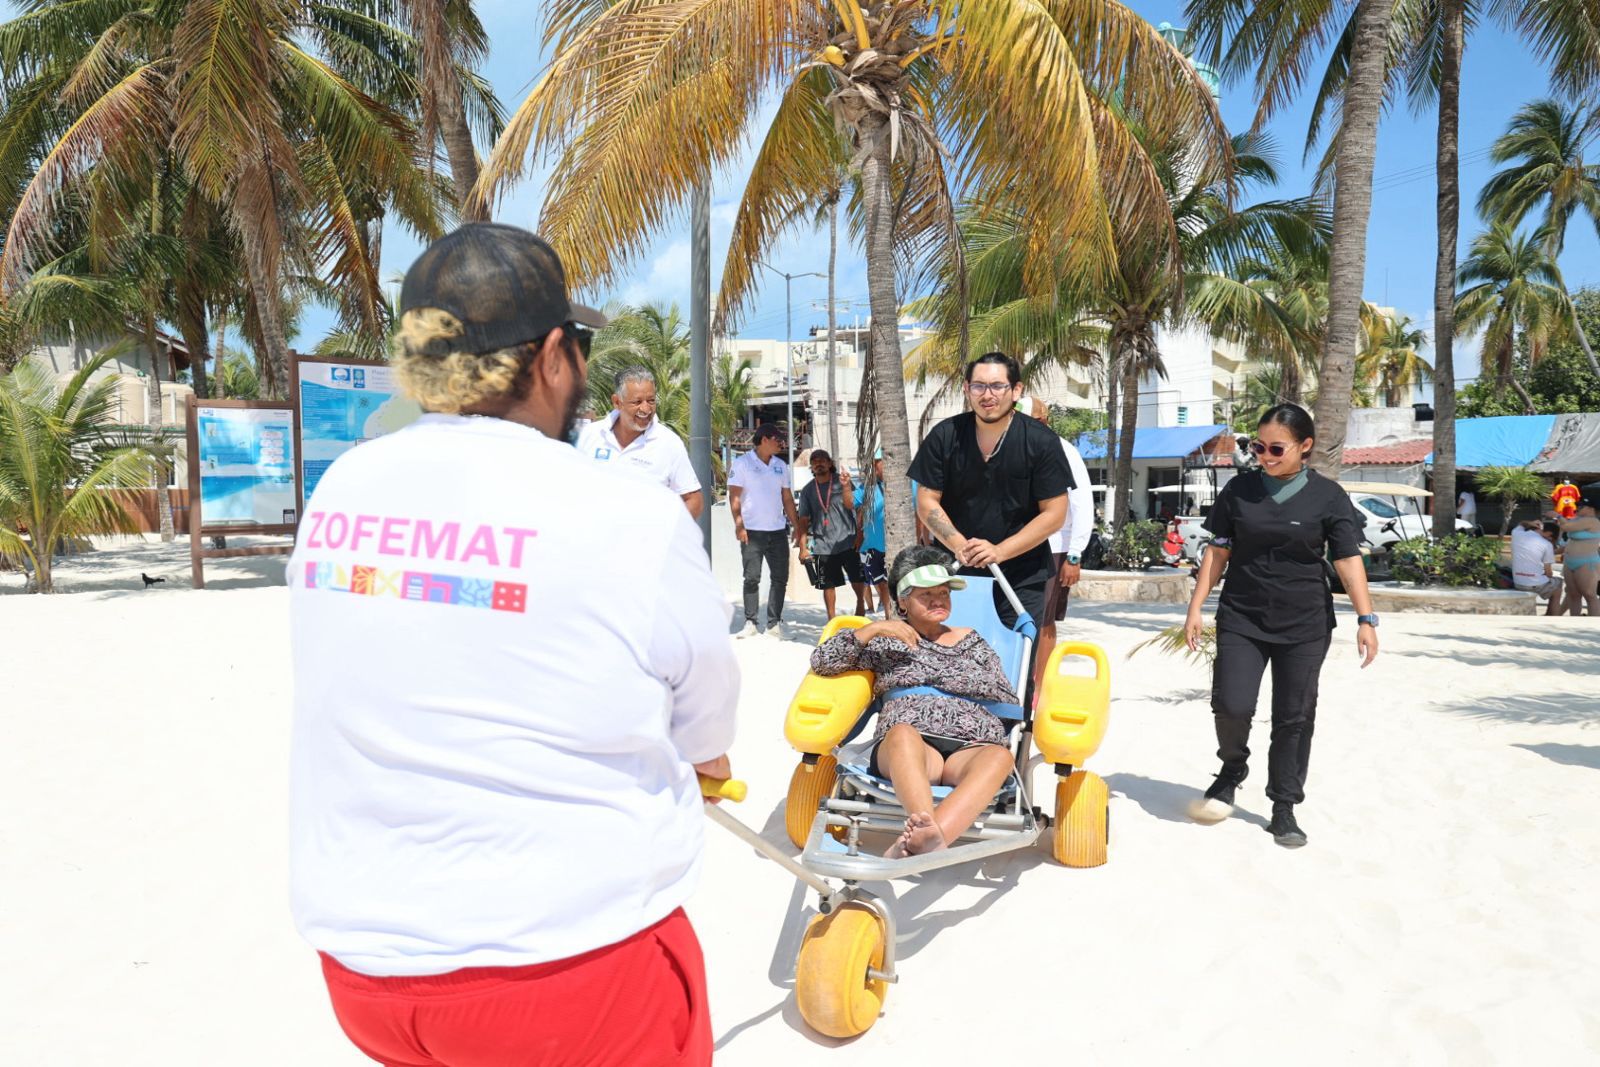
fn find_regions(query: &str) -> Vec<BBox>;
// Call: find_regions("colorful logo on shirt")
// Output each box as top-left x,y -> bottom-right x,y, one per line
304,560 -> 526,613
593,447 -> 613,461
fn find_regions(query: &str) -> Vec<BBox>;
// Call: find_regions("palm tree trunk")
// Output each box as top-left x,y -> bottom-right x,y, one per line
1310,0 -> 1396,477
1570,304 -> 1600,378
1510,375 -> 1538,414
177,285 -> 211,401
1430,0 -> 1463,539
1104,347 -> 1120,529
826,192 -> 841,459
860,114 -> 916,557
141,313 -> 176,543
441,89 -> 486,223
1114,354 -> 1140,532
1280,353 -> 1302,405
244,253 -> 291,399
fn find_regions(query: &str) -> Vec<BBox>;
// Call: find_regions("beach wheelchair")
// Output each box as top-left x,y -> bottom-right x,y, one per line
702,564 -> 1112,1038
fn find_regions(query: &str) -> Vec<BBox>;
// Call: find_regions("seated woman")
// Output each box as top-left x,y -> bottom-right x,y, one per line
809,545 -> 1019,857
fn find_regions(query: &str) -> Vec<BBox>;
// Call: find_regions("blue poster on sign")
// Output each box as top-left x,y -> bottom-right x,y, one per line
295,360 -> 422,504
196,407 -> 297,526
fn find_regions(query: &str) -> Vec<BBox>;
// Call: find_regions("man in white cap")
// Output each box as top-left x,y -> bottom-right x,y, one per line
288,223 -> 737,1066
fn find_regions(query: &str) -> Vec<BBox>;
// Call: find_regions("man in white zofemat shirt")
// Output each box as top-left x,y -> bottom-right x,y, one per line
288,223 -> 737,1066
577,364 -> 704,518
1028,398 -> 1094,695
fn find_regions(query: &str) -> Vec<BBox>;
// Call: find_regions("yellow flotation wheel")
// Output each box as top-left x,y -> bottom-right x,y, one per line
1052,769 -> 1109,868
785,755 -> 839,848
795,904 -> 889,1038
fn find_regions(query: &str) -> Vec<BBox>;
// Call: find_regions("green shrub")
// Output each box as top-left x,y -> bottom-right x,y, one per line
1389,534 -> 1502,588
1102,520 -> 1165,570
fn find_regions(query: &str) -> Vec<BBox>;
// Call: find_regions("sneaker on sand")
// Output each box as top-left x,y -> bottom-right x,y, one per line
1269,802 -> 1308,848
1187,772 -> 1241,825
767,621 -> 789,641
734,621 -> 759,639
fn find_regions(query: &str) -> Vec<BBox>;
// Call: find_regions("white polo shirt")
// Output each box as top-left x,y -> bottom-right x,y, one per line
288,413 -> 738,977
1048,437 -> 1094,557
728,450 -> 790,531
576,411 -> 701,496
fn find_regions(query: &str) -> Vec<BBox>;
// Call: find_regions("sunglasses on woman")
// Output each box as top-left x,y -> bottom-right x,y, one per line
1248,440 -> 1296,458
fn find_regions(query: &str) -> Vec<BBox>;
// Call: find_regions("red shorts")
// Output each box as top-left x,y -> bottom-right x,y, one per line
319,908 -> 710,1067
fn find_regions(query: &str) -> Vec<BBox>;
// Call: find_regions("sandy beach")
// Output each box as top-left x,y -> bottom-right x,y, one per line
4,517 -> 1598,1065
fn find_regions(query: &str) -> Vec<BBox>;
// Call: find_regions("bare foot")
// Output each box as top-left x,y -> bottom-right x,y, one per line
883,830 -> 913,858
901,811 -> 948,856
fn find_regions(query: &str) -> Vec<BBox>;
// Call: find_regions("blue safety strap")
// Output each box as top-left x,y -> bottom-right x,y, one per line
884,685 -> 1025,722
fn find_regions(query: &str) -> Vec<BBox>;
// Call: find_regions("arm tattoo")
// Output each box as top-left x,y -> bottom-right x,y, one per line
925,507 -> 961,545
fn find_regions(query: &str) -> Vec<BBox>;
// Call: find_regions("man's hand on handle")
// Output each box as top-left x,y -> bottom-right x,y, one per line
694,755 -> 732,804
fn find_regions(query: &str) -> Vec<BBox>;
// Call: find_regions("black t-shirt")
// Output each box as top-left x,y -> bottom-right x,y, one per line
1204,469 -> 1364,644
908,411 -> 1073,591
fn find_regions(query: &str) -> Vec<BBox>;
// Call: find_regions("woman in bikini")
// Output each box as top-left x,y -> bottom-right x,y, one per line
1558,486 -> 1600,616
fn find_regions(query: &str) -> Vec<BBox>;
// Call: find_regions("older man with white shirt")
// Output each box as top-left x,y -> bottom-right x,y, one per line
577,365 -> 704,518
1029,398 -> 1095,695
288,223 -> 737,1067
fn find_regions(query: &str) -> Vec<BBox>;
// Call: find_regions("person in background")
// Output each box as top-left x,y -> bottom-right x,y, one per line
796,449 -> 868,620
1510,520 -> 1565,615
1026,398 -> 1092,697
910,353 -> 1071,633
289,223 -> 737,1067
1457,488 -> 1478,529
1557,486 -> 1600,616
729,425 -> 800,639
855,449 -> 894,619
1183,404 -> 1378,850
576,365 -> 703,518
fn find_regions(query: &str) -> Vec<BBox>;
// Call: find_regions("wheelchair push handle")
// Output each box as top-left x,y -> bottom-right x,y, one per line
698,775 -> 748,803
986,563 -> 1029,627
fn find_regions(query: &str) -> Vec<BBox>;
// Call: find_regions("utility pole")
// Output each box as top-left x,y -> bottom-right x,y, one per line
760,262 -> 825,471
690,185 -> 713,556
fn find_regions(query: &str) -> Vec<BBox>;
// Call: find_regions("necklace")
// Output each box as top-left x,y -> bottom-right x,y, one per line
978,419 -> 1011,461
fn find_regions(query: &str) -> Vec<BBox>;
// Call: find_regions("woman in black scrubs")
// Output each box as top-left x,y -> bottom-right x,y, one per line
1184,405 -> 1379,848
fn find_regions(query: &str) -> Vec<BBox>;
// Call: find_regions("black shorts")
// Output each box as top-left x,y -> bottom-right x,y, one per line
860,548 -> 888,585
1041,552 -> 1073,623
867,733 -> 998,777
804,550 -> 865,590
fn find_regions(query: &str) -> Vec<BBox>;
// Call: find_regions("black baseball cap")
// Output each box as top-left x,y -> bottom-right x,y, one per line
398,223 -> 607,355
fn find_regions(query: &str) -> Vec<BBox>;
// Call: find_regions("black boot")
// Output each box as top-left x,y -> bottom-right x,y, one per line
1269,802 -> 1307,848
1189,769 -> 1245,824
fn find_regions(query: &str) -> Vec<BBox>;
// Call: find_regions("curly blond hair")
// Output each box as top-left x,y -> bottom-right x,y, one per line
390,308 -> 533,413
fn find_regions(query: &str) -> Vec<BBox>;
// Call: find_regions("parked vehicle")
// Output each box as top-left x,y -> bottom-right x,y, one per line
1342,482 -> 1473,551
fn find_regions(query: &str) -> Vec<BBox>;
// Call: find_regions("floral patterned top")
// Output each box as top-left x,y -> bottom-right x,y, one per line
809,629 -> 1018,746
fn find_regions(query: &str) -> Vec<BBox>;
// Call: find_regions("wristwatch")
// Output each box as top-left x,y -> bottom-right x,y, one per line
1357,613 -> 1380,627
1065,553 -> 1082,565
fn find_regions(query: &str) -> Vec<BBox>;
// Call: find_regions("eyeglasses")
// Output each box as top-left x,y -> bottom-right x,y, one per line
564,322 -> 593,361
966,381 -> 1014,396
1248,440 -> 1293,458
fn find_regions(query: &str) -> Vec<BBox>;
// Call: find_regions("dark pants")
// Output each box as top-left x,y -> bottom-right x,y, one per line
741,528 -> 789,626
1211,629 -> 1331,805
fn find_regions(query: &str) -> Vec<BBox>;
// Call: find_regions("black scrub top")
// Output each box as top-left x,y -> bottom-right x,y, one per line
1203,469 -> 1364,644
908,411 -> 1073,591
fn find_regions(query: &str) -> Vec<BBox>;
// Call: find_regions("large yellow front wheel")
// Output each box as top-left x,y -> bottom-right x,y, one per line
795,904 -> 889,1038
785,756 -> 838,848
1052,770 -> 1109,868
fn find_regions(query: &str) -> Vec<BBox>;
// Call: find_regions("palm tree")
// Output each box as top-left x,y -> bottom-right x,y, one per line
1187,0 -> 1398,476
1455,224 -> 1570,414
0,355 -> 159,593
1479,98 -> 1600,379
0,0 -> 447,398
1358,311 -> 1432,407
476,0 -> 1228,557
1474,464 -> 1547,536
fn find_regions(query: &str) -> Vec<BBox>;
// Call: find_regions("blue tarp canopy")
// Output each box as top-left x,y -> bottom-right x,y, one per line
1426,415 -> 1555,468
1075,424 -> 1230,461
